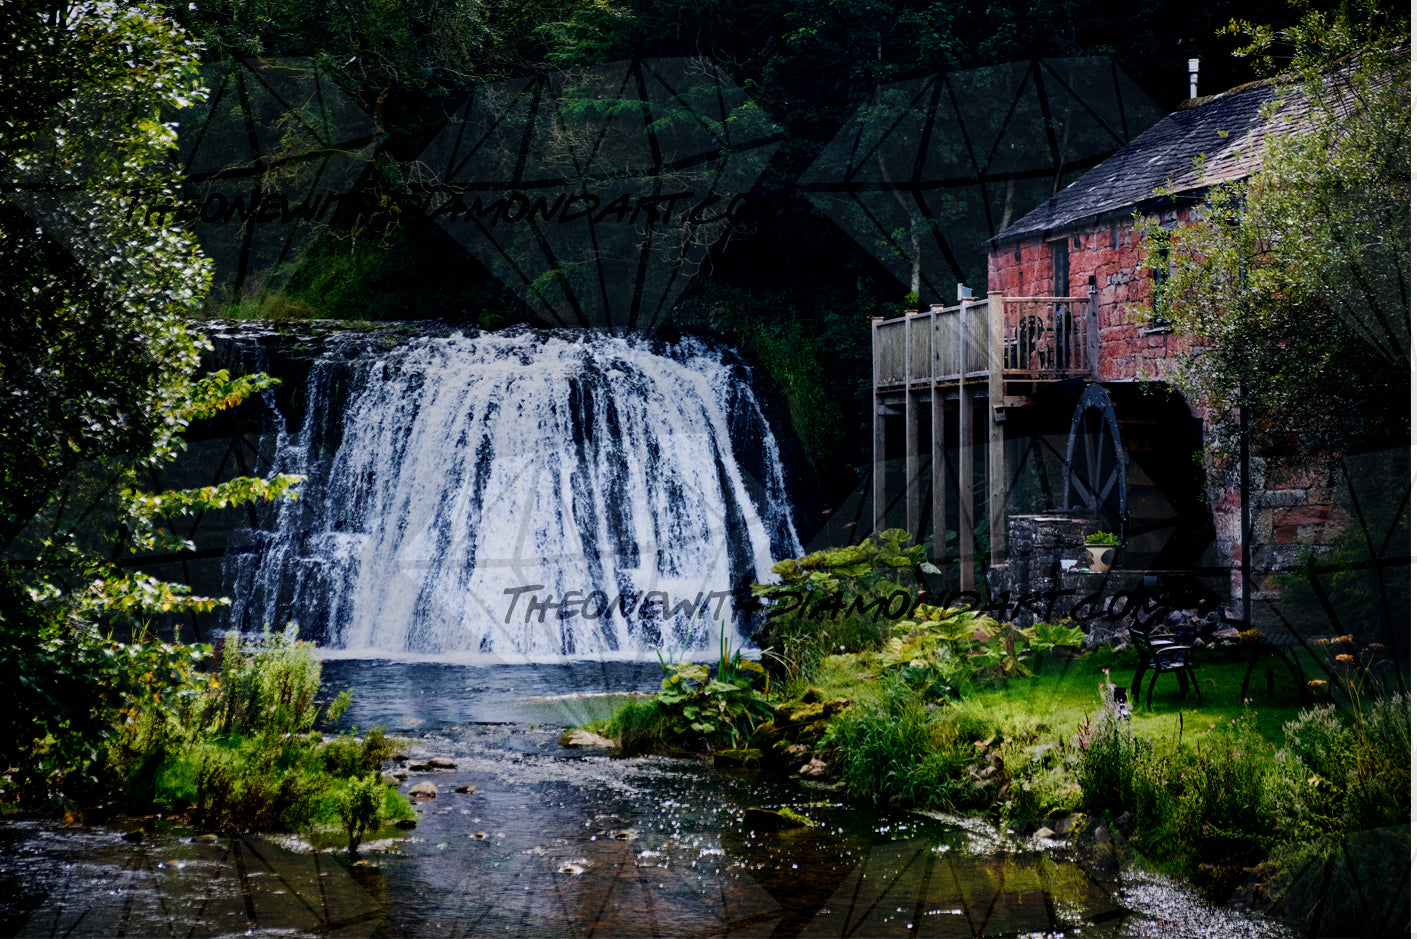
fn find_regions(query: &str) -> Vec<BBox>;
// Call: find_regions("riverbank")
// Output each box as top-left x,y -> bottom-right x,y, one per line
0,667 -> 1306,938
585,622 -> 1409,936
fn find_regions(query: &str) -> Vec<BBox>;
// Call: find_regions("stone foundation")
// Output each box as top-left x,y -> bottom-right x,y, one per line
989,514 -> 1091,628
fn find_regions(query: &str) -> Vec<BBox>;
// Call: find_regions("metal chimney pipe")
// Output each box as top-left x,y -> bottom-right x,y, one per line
1188,58 -> 1200,98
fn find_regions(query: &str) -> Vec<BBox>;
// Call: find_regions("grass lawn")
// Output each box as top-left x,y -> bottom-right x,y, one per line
804,641 -> 1335,753
965,646 -> 1330,750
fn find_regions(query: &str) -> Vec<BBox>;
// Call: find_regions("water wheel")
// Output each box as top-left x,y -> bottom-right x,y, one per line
1063,384 -> 1127,539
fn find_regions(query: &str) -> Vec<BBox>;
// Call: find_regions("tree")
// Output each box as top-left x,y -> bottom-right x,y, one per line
1141,0 -> 1409,462
0,2 -> 300,802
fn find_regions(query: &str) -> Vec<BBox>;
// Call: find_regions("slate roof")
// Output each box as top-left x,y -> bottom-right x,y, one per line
990,78 -> 1312,244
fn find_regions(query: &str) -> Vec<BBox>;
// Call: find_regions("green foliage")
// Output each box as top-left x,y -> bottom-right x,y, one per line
1140,0 -> 1409,461
653,636 -> 773,750
0,4 -> 305,813
108,626 -> 411,835
0,3 -> 211,555
823,606 -> 1080,700
1066,681 -> 1409,883
824,681 -> 991,811
752,530 -> 943,681
762,528 -> 936,590
210,625 -> 322,737
1026,619 -> 1086,654
1073,677 -> 1149,814
0,602 -> 209,805
1280,694 -> 1410,834
336,771 -> 386,856
602,698 -> 668,756
1171,709 -> 1282,865
1084,530 -> 1119,546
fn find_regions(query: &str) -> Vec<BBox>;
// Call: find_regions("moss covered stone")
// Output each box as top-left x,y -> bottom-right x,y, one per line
713,748 -> 764,768
743,806 -> 814,831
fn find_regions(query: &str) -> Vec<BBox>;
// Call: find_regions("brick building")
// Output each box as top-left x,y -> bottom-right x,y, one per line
868,75 -> 1343,621
985,77 -> 1336,614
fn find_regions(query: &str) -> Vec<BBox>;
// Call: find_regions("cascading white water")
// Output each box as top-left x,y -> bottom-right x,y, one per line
225,329 -> 800,659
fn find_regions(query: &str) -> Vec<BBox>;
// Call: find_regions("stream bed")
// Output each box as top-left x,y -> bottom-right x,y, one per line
0,660 -> 1299,938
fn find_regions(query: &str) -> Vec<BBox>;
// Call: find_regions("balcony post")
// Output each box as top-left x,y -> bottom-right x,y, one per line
872,316 -> 884,535
987,291 -> 1006,573
905,311 -> 919,541
931,306 -> 948,565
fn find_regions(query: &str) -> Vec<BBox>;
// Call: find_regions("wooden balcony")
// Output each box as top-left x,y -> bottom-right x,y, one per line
871,292 -> 1095,390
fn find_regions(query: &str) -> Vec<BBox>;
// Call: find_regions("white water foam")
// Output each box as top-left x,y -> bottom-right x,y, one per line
225,329 -> 800,659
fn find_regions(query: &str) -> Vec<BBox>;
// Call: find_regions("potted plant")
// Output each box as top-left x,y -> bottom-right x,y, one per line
1084,530 -> 1120,572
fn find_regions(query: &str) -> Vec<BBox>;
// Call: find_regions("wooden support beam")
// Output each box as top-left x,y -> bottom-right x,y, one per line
872,317 -> 884,535
958,321 -> 974,592
932,385 -> 947,564
987,291 -> 1006,573
904,313 -> 919,541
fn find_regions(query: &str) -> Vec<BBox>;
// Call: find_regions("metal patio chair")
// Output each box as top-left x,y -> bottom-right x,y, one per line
1129,625 -> 1202,708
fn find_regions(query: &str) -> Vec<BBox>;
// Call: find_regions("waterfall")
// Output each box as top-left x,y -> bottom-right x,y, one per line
225,329 -> 801,659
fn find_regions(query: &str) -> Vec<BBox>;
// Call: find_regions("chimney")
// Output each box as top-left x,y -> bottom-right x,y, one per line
1188,58 -> 1200,99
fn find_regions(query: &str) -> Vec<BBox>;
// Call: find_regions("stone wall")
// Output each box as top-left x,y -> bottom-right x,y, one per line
1208,456 -> 1341,606
989,514 -> 1093,628
989,518 -> 1238,648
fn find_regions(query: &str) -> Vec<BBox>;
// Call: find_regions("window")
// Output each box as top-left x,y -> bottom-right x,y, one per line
1051,239 -> 1070,297
1147,233 -> 1172,331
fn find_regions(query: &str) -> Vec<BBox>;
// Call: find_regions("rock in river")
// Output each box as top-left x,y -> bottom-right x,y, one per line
559,729 -> 615,749
743,806 -> 813,832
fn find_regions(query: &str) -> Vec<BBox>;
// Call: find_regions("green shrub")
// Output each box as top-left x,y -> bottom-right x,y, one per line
1346,692 -> 1410,830
604,699 -> 666,756
105,626 -> 411,836
211,624 -> 323,737
1172,709 -> 1281,866
825,682 -> 990,810
175,741 -> 323,833
1074,706 -> 1148,815
1281,693 -> 1410,833
0,598 -> 209,806
335,771 -> 385,856
751,530 -> 940,682
653,657 -> 772,750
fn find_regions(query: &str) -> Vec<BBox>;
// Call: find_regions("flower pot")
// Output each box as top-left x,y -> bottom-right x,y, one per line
1085,544 -> 1115,572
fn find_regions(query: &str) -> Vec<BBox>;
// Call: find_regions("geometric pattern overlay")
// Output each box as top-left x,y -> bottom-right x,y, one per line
801,58 -> 1162,299
414,58 -> 784,330
175,58 -> 379,308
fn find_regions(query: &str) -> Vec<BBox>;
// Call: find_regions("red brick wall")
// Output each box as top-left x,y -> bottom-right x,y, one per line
987,209 -> 1201,382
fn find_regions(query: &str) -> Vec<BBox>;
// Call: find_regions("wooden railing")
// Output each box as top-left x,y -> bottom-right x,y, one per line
872,292 -> 1093,387
1000,296 -> 1090,376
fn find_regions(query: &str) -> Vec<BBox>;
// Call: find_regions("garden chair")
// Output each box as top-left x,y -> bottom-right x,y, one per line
1013,315 -> 1049,370
1128,625 -> 1202,708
